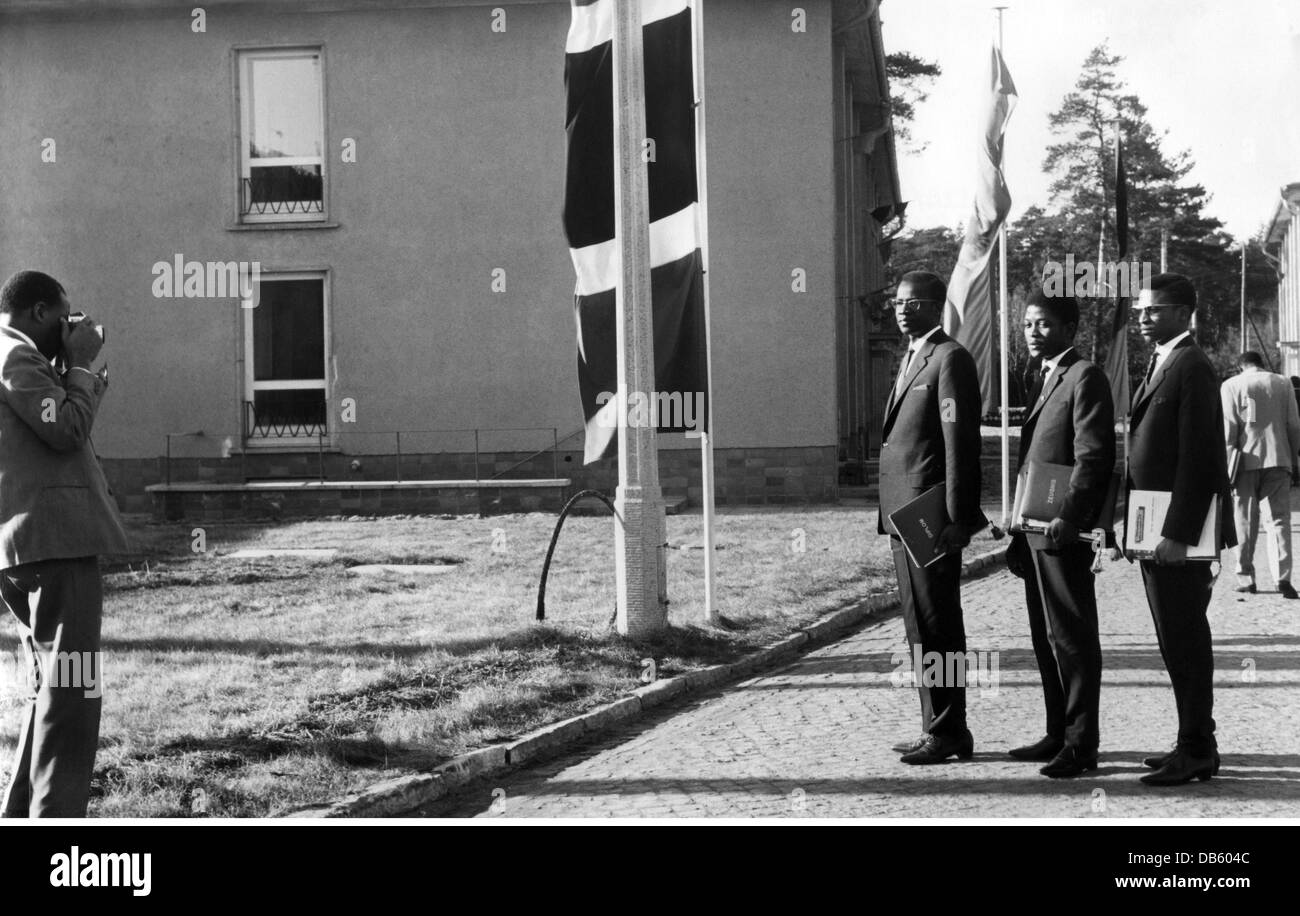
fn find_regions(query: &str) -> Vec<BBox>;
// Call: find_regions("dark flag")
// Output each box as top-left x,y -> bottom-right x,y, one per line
563,0 -> 710,464
1101,130 -> 1129,417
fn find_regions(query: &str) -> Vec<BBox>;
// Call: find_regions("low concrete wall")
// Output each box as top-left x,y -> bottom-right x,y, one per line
148,481 -> 570,521
104,444 -> 840,516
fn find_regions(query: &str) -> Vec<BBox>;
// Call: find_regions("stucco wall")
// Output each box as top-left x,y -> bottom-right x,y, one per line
0,0 -> 836,459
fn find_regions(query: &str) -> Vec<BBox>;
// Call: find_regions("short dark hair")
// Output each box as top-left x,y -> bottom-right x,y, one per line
1146,272 -> 1197,311
1241,351 -> 1266,369
1026,288 -> 1079,327
897,270 -> 947,304
0,270 -> 66,315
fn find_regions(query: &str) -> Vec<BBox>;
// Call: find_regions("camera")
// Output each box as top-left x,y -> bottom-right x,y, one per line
67,311 -> 105,341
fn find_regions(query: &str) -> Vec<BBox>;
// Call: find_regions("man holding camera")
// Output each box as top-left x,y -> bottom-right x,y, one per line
0,269 -> 127,817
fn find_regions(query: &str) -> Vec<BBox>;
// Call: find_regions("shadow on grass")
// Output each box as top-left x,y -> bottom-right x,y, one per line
94,617 -> 770,667
89,621 -> 773,816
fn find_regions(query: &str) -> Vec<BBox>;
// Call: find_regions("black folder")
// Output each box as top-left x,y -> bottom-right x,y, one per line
887,484 -> 951,569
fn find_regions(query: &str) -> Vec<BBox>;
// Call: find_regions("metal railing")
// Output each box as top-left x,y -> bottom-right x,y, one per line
240,174 -> 324,217
243,400 -> 327,440
489,427 -> 584,481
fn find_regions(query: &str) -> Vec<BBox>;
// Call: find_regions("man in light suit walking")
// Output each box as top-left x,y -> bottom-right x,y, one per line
0,270 -> 128,817
1221,351 -> 1300,598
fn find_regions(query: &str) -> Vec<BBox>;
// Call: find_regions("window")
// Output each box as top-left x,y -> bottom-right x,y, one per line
237,48 -> 325,222
244,272 -> 329,444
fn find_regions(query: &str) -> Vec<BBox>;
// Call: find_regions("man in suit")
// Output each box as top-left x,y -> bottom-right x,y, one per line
1005,291 -> 1114,778
877,271 -> 987,765
1123,273 -> 1235,786
1221,351 -> 1300,598
0,270 -> 128,817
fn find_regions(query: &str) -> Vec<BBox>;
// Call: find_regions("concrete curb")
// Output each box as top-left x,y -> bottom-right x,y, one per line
286,544 -> 1008,818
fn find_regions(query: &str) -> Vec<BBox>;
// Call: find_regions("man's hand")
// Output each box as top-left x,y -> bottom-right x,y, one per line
1045,517 -> 1079,549
1153,537 -> 1188,567
934,524 -> 970,557
1109,522 -> 1129,562
61,316 -> 103,369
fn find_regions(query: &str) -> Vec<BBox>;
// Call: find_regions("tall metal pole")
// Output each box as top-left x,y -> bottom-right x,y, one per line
1240,242 -> 1248,353
692,0 -> 719,625
1160,227 -> 1168,272
612,0 -> 668,637
995,6 -> 1010,528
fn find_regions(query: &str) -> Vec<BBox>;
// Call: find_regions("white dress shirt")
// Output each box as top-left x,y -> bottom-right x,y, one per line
1151,330 -> 1191,376
896,325 -> 941,393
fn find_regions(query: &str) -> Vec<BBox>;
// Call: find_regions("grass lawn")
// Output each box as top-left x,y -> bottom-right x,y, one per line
0,505 -> 1002,817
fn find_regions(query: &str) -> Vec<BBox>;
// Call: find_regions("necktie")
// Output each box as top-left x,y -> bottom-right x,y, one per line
1143,352 -> 1160,386
1029,362 -> 1050,406
895,347 -> 914,395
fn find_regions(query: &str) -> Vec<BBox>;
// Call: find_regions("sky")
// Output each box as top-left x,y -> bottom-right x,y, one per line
883,0 -> 1300,240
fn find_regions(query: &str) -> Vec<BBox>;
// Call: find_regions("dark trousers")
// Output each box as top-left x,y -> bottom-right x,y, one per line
1139,560 -> 1217,755
891,538 -> 967,737
1023,542 -> 1102,753
1,556 -> 103,818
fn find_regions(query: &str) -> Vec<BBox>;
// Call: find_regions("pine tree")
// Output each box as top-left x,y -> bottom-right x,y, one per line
886,52 -> 942,152
1020,43 -> 1250,377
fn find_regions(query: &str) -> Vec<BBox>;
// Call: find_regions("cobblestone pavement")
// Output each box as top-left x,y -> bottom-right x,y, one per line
420,534 -> 1300,818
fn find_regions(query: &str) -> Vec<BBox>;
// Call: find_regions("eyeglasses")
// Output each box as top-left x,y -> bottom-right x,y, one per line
886,298 -> 939,314
1130,304 -> 1189,317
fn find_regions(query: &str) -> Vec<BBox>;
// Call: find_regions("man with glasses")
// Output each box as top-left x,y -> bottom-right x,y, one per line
877,271 -> 987,765
1122,273 -> 1235,786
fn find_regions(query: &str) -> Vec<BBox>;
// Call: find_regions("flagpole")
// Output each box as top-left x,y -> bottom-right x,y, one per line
995,6 -> 1010,529
1240,242 -> 1248,353
611,0 -> 668,637
1116,123 -> 1130,469
692,0 -> 719,625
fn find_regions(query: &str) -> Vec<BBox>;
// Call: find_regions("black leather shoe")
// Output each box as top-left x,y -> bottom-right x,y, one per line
900,730 -> 974,765
1009,735 -> 1065,761
1140,749 -> 1217,786
1039,746 -> 1098,778
1235,583 -> 1256,594
1280,580 -> 1298,599
892,735 -> 928,754
1143,747 -> 1220,774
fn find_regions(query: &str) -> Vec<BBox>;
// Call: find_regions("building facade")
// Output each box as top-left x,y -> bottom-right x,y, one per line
1268,183 -> 1300,379
0,0 -> 902,515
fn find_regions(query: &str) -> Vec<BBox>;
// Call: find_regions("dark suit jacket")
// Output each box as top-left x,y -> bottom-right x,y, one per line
1128,336 -> 1236,548
877,328 -> 986,536
1019,349 -> 1116,541
0,325 -> 129,568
